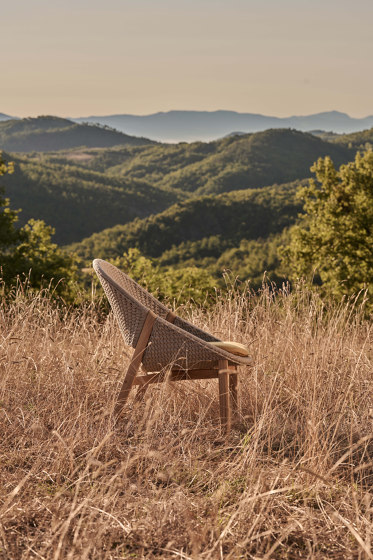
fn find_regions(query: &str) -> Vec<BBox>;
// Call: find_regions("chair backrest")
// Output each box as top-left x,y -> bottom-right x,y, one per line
93,259 -> 151,348
93,259 -> 252,371
94,259 -> 170,317
93,258 -> 219,344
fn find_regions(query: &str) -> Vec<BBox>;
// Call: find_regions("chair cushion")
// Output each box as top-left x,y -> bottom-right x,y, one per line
210,341 -> 250,357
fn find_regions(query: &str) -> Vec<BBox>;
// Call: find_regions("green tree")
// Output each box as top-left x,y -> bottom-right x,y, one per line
13,219 -> 78,297
0,153 -> 78,297
283,151 -> 373,299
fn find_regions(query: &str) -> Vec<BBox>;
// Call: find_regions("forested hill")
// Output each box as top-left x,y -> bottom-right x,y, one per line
143,128 -> 353,195
1,122 -> 370,289
1,127 -> 358,245
3,154 -> 180,244
66,128 -> 354,196
70,182 -> 302,261
0,116 -> 153,152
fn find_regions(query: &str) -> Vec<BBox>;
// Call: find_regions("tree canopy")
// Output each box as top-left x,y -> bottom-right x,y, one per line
283,150 -> 373,300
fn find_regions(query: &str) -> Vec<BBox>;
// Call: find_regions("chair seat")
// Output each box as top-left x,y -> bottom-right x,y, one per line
209,341 -> 250,357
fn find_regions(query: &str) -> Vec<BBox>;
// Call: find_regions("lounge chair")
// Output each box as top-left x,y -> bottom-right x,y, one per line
93,259 -> 252,433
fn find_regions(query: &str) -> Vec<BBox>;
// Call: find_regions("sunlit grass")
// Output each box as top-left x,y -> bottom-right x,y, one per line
0,282 -> 372,559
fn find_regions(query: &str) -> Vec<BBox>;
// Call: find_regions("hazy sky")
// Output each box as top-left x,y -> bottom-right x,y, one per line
2,0 -> 372,118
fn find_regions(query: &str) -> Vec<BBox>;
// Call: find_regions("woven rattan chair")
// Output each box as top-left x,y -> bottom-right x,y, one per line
93,259 -> 252,433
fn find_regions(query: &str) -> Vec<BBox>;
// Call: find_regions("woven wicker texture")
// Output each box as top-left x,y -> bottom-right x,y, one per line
96,260 -> 171,318
93,259 -> 252,372
98,274 -> 147,348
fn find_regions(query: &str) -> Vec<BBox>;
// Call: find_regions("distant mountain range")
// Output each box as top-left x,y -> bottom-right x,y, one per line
1,111 -> 372,143
73,110 -> 373,142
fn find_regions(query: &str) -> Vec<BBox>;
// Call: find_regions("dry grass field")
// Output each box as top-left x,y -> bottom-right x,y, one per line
0,282 -> 372,559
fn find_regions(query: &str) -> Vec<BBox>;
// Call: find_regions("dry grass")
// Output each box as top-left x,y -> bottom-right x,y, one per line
0,282 -> 372,559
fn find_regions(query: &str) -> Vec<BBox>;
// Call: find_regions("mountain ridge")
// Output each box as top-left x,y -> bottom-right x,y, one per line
2,111 -> 372,143
73,110 -> 373,142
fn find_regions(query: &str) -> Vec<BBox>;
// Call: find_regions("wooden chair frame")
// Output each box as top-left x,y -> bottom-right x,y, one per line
115,310 -> 240,433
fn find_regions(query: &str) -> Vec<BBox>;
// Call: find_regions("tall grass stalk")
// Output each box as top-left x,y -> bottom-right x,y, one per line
0,282 -> 372,559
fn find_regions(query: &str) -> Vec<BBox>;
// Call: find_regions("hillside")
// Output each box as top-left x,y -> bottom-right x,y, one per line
1,127 -> 359,247
69,182 -> 302,288
2,154 -> 180,244
73,129 -> 353,196
0,116 -> 153,152
156,129 -> 353,195
70,182 -> 302,261
0,128 -> 354,247
74,109 -> 373,142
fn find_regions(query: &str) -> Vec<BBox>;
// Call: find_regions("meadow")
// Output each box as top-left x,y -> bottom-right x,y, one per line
1,282 -> 372,559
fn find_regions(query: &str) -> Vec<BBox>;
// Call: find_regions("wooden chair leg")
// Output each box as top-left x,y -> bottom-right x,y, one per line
114,311 -> 156,418
229,370 -> 239,418
218,359 -> 231,434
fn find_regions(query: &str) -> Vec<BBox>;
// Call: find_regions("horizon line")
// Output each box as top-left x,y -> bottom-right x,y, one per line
2,109 -> 373,120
